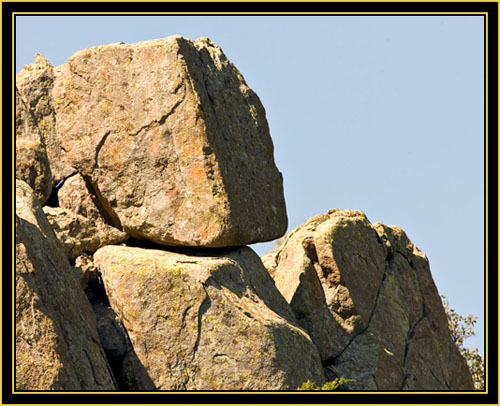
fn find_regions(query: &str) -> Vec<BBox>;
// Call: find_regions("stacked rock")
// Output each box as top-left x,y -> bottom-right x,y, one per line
15,36 -> 324,390
15,36 -> 473,391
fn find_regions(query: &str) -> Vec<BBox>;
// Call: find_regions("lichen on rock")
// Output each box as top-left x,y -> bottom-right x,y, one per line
15,87 -> 53,204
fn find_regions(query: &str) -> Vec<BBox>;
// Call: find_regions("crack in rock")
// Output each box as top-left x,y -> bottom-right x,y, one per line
191,284 -> 212,362
94,131 -> 111,169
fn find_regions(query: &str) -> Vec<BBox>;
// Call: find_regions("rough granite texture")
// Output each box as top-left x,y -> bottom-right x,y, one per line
15,87 -> 53,204
262,209 -> 474,390
19,35 -> 288,247
15,180 -> 116,390
94,245 -> 325,390
58,172 -> 108,222
16,54 -> 73,184
43,206 -> 128,261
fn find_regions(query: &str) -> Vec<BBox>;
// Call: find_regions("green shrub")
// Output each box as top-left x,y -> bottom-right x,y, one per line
442,295 -> 485,390
296,377 -> 349,391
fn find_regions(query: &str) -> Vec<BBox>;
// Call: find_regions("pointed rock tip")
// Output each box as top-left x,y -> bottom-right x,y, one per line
34,53 -> 51,65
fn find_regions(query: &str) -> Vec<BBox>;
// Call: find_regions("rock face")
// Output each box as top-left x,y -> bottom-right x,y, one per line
94,245 -> 325,390
16,54 -> 73,184
15,180 -> 116,390
15,87 -> 53,204
16,36 -> 287,248
58,172 -> 107,222
263,209 -> 473,390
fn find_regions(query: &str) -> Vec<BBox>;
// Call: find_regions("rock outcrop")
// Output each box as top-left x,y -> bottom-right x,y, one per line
262,209 -> 474,390
92,301 -> 156,390
15,36 -> 473,392
17,35 -> 287,248
15,180 -> 116,390
94,245 -> 325,390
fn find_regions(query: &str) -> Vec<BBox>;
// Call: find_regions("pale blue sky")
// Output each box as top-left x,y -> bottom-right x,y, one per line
16,15 -> 485,355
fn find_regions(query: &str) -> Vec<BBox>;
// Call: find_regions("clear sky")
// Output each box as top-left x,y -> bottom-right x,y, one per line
16,15 -> 485,355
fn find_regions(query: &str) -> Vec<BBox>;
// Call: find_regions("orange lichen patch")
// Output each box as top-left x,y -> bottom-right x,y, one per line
198,226 -> 208,241
187,163 -> 206,181
178,132 -> 204,156
147,138 -> 161,158
207,216 -> 220,236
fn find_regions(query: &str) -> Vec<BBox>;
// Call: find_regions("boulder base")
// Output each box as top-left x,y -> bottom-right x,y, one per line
95,245 -> 325,390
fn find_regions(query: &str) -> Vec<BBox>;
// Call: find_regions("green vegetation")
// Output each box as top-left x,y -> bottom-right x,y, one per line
296,377 -> 349,391
442,295 -> 485,390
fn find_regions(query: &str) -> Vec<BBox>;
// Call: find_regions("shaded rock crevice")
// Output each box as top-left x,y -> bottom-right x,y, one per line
87,271 -> 156,390
80,174 -> 123,230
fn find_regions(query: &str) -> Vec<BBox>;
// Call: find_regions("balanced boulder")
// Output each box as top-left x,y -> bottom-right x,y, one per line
15,180 -> 116,390
263,209 -> 473,390
25,35 -> 288,248
94,245 -> 325,390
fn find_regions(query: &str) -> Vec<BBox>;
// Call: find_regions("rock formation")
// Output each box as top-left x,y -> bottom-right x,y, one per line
15,180 -> 116,390
15,36 -> 473,392
262,209 -> 474,390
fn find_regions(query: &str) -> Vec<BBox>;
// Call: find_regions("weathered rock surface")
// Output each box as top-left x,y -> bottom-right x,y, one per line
263,209 -> 473,390
58,172 -> 105,222
43,206 -> 128,261
24,35 -> 287,248
94,245 -> 325,390
16,54 -> 73,184
15,179 -> 116,390
15,87 -> 53,204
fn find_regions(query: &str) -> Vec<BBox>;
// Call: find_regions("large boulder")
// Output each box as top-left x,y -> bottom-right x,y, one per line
263,209 -> 473,390
15,180 -> 116,390
94,245 -> 325,390
24,35 -> 287,248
